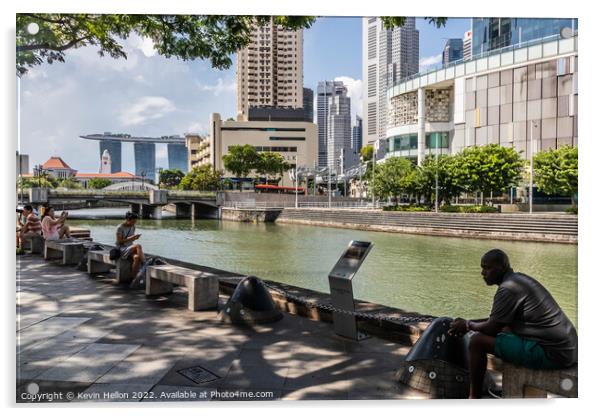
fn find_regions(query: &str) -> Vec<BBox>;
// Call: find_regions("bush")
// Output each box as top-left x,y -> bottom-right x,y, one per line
383,205 -> 431,212
565,206 -> 578,215
440,205 -> 499,213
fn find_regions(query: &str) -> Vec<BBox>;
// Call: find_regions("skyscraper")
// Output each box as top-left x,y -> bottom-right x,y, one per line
363,18 -> 419,147
352,116 -> 363,155
99,139 -> 121,173
236,18 -> 304,121
442,38 -> 463,65
463,30 -> 473,61
471,18 -> 577,57
303,87 -> 314,122
317,81 -> 347,168
134,142 -> 155,182
317,81 -> 351,171
167,143 -> 188,173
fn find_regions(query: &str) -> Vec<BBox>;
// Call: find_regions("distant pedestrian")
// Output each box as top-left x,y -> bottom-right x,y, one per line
17,205 -> 42,248
115,211 -> 145,277
41,206 -> 71,240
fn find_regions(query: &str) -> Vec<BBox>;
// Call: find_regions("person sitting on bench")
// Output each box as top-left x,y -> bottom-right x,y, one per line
41,206 -> 71,241
116,211 -> 145,277
448,249 -> 577,399
17,205 -> 42,248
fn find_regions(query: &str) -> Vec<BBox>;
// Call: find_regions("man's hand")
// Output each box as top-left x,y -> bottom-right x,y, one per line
448,317 -> 469,337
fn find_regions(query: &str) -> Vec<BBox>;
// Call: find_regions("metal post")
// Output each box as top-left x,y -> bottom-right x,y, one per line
529,120 -> 534,214
359,162 -> 363,202
295,155 -> 298,209
371,147 -> 375,208
328,165 -> 331,208
435,135 -> 439,213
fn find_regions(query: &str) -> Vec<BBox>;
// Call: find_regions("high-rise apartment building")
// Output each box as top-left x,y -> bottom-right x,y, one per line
442,38 -> 463,65
352,116 -> 363,155
236,18 -> 304,121
463,30 -> 472,61
363,17 -> 419,148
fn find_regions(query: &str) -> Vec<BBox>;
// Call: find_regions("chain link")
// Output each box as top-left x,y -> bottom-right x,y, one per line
259,280 -> 434,325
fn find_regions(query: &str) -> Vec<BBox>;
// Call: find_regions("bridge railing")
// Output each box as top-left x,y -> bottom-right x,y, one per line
166,190 -> 217,199
48,189 -> 148,198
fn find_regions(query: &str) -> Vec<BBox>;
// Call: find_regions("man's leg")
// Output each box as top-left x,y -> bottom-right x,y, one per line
468,332 -> 496,399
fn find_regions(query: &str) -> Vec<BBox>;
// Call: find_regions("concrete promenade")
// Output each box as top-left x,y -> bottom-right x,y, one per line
16,254 -> 429,402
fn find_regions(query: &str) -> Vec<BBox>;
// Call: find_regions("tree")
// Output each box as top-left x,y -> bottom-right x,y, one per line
415,155 -> 465,206
371,157 -> 414,204
18,177 -> 55,189
179,165 -> 222,191
455,144 -> 524,204
17,14 -> 447,76
360,145 -> 374,162
159,169 -> 184,188
533,145 -> 578,206
222,144 -> 259,190
87,178 -> 113,189
256,152 -> 290,184
58,177 -> 83,189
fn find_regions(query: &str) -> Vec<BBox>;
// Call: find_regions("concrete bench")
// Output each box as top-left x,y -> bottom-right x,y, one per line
22,234 -> 45,254
502,363 -> 578,398
146,264 -> 219,311
87,250 -> 133,284
44,239 -> 85,265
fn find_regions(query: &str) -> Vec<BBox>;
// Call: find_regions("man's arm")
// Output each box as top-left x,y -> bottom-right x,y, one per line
448,317 -> 505,337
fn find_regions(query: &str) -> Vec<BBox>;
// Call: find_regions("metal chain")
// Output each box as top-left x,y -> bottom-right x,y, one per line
259,280 -> 434,324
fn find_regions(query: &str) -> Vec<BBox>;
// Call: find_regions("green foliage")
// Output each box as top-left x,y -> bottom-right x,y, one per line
565,206 -> 578,214
255,152 -> 289,184
16,14 -> 316,75
371,157 -> 415,203
87,178 -> 113,189
179,165 -> 222,191
533,146 -> 578,205
383,205 -> 431,212
360,145 -> 374,162
440,205 -> 499,213
413,155 -> 465,205
454,144 -> 524,204
159,168 -> 184,188
222,144 -> 260,179
17,14 -> 447,76
18,177 -> 55,189
58,177 -> 83,189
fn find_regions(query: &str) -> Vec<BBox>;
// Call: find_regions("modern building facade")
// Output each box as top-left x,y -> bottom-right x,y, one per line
386,33 -> 578,165
99,139 -> 122,173
352,116 -> 363,155
471,18 -> 577,57
463,30 -> 473,61
16,152 -> 29,176
317,81 -> 352,169
206,113 -> 318,187
186,133 -> 212,171
362,17 -> 419,147
134,143 -> 155,182
303,87 -> 314,122
236,18 -> 304,121
442,39 -> 464,65
167,143 -> 188,173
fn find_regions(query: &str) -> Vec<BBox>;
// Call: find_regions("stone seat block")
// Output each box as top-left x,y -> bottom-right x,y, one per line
87,249 -> 133,284
502,362 -> 578,398
146,264 -> 219,311
22,234 -> 45,255
44,239 -> 85,265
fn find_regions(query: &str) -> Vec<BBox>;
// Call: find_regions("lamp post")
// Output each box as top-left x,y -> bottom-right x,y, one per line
371,146 -> 376,208
328,164 -> 331,209
294,155 -> 298,209
435,135 -> 439,213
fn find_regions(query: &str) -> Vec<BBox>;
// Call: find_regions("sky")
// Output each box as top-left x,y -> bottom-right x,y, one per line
18,16 -> 470,174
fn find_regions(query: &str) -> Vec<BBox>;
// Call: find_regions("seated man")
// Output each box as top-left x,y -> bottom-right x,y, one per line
448,249 -> 577,399
17,205 -> 42,248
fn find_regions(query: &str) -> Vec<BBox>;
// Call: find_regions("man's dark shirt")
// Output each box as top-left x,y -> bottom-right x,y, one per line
490,269 -> 577,367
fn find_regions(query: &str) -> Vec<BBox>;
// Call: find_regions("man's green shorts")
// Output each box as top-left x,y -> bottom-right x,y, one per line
494,332 -> 559,369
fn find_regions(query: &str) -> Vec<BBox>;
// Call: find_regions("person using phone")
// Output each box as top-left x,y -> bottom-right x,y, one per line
41,206 -> 71,240
115,211 -> 145,277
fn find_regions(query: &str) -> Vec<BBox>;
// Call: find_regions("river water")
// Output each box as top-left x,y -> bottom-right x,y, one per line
68,208 -> 578,326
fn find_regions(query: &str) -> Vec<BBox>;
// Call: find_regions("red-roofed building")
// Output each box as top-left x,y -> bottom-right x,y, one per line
40,156 -> 78,179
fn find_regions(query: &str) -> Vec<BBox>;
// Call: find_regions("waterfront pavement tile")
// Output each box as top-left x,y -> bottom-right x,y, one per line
95,356 -> 175,385
73,383 -> 155,402
281,380 -> 352,400
17,316 -> 91,351
220,359 -> 289,390
35,343 -> 140,383
16,380 -> 92,403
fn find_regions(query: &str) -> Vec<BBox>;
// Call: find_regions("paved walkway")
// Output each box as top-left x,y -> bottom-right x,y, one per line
16,254 -> 428,402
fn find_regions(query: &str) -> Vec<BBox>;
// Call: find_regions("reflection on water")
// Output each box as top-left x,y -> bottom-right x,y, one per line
68,211 -> 578,326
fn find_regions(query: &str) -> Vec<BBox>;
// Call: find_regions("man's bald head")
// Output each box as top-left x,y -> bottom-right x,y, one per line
480,249 -> 511,285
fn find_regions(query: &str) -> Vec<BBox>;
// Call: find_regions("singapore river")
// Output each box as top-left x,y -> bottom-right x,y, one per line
68,208 -> 578,326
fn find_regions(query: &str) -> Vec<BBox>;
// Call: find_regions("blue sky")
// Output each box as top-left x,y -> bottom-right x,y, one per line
19,16 -> 471,174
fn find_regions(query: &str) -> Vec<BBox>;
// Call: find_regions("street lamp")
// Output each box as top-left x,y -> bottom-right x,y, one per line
371,146 -> 376,208
435,135 -> 440,213
294,155 -> 298,209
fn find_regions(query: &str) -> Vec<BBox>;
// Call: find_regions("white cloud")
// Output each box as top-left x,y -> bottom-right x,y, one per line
197,78 -> 237,96
134,36 -> 157,58
334,76 -> 363,119
119,96 -> 176,126
186,122 -> 207,135
419,54 -> 442,71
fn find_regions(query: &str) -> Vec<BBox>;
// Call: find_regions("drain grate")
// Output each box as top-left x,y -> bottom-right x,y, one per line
177,366 -> 220,384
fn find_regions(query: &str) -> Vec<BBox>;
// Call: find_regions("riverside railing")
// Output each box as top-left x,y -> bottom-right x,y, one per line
223,201 -> 383,209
